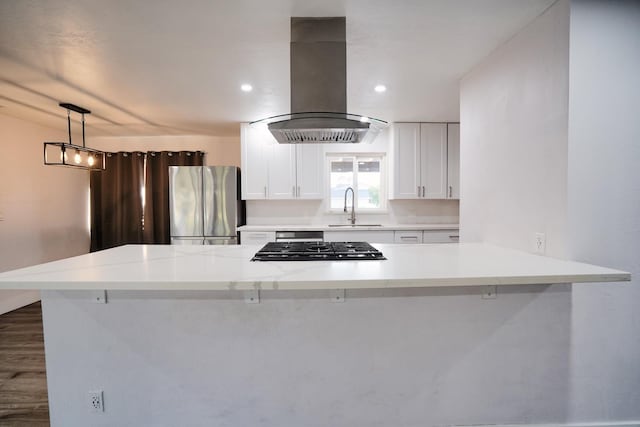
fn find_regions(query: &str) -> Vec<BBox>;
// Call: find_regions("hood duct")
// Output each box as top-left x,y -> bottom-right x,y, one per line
251,17 -> 386,144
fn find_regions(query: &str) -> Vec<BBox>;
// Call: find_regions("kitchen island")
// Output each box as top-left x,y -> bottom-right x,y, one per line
0,243 -> 630,427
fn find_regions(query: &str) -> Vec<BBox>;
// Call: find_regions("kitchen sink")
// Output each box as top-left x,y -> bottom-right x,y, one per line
328,224 -> 383,227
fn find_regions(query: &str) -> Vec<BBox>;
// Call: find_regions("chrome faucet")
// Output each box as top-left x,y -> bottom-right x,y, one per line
343,187 -> 356,225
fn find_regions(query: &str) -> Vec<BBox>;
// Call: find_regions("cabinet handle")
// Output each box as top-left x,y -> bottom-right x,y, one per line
449,186 -> 452,198
292,186 -> 296,197
297,186 -> 300,197
401,236 -> 418,241
422,186 -> 425,197
417,186 -> 421,197
264,186 -> 267,198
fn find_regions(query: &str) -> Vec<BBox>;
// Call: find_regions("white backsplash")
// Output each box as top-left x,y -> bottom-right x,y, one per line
246,199 -> 459,225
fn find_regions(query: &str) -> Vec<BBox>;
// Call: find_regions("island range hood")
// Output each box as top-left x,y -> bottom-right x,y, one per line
251,17 -> 387,144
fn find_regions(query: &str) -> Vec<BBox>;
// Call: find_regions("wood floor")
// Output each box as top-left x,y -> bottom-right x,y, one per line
0,302 -> 50,426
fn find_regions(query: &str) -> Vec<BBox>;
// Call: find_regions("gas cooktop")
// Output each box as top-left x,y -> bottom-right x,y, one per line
251,241 -> 386,261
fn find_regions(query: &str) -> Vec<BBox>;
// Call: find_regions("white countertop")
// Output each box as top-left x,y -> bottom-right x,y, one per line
238,223 -> 459,232
0,243 -> 629,291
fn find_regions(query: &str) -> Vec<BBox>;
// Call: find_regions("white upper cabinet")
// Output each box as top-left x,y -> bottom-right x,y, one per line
447,123 -> 460,200
420,123 -> 447,199
241,123 -> 269,199
267,143 -> 297,199
295,144 -> 323,199
392,123 -> 421,199
391,122 -> 448,199
241,124 -> 323,200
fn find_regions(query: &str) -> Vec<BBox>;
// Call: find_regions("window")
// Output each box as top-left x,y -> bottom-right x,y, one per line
328,154 -> 386,211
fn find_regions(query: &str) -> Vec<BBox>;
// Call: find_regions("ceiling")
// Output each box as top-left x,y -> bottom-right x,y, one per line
0,0 -> 555,137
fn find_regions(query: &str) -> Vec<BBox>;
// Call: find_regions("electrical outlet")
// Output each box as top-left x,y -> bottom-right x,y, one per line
88,390 -> 104,412
533,232 -> 546,254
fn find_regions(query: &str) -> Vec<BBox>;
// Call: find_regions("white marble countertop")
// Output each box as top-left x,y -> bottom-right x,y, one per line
238,223 -> 459,232
0,243 -> 629,291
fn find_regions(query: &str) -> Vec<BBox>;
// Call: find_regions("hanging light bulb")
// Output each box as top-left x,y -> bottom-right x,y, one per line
43,103 -> 105,171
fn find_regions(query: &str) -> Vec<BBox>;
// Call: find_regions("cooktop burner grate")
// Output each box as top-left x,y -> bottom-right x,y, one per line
251,241 -> 386,261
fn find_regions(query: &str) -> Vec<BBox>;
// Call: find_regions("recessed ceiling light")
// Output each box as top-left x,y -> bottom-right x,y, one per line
241,84 -> 253,92
374,84 -> 387,93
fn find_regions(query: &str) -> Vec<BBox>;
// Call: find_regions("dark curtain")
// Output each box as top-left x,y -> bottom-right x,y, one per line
143,151 -> 204,244
90,152 -> 145,252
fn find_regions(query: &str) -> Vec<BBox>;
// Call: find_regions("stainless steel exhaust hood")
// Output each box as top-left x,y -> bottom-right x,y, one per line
251,17 -> 387,144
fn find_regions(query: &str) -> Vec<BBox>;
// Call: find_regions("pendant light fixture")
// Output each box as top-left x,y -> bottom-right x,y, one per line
43,103 -> 105,171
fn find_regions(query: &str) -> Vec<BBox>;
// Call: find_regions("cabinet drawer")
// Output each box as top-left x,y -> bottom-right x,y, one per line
394,231 -> 423,244
422,230 -> 459,243
240,231 -> 276,245
324,230 -> 394,243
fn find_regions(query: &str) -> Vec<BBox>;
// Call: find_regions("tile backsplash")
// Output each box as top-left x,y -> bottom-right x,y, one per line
246,199 -> 459,225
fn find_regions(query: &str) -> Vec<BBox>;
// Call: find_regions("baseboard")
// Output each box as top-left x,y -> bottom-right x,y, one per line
0,290 -> 40,315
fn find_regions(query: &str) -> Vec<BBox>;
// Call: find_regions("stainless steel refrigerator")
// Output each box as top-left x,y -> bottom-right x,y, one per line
169,166 -> 245,245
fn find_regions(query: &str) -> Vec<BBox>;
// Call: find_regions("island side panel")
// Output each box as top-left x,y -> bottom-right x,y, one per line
42,286 -> 571,427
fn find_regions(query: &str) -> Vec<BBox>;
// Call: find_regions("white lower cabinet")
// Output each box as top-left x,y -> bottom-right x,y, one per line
240,229 -> 459,245
394,230 -> 423,244
324,230 -> 395,243
239,231 -> 276,245
394,230 -> 459,244
422,230 -> 459,243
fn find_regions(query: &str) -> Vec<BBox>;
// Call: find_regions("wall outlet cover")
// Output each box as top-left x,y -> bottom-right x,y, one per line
533,232 -> 546,254
88,390 -> 104,412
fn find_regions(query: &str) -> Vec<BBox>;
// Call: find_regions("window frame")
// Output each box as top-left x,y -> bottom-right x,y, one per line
325,152 -> 387,213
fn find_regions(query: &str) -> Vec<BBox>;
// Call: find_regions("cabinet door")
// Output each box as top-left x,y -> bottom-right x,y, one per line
422,230 -> 459,243
392,123 -> 421,199
240,124 -> 269,199
420,123 -> 447,199
268,144 -> 297,199
296,144 -> 323,199
394,230 -> 423,244
447,123 -> 460,199
324,230 -> 395,243
240,231 -> 276,245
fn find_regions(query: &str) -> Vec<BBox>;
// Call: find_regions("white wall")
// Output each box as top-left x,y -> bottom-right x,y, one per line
460,0 -> 570,257
90,134 -> 240,167
566,0 -> 640,420
0,114 -> 90,314
461,0 -> 640,424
